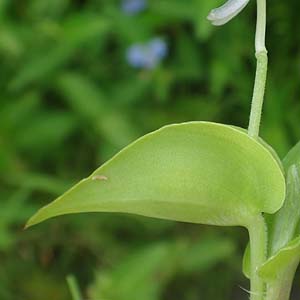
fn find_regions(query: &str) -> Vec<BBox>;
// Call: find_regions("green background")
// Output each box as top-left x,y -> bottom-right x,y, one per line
1,0 -> 300,299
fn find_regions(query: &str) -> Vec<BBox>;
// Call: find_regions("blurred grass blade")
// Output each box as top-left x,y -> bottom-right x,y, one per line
89,236 -> 235,300
66,275 -> 82,300
89,242 -> 176,300
56,72 -> 139,148
10,15 -> 110,90
4,171 -> 73,195
181,235 -> 236,273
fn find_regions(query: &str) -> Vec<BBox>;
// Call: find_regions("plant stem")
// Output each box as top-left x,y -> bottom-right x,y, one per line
66,275 -> 82,300
248,214 -> 267,300
248,0 -> 268,138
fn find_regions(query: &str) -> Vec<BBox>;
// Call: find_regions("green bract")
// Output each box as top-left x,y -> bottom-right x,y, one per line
258,236 -> 300,281
267,164 -> 300,256
262,141 -> 300,265
26,121 -> 285,229
258,235 -> 300,300
242,243 -> 251,279
242,140 -> 300,300
251,141 -> 300,300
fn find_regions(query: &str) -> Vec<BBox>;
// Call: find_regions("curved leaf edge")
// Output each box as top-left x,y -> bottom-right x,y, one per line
231,126 -> 284,173
256,140 -> 300,281
258,236 -> 300,281
26,121 -> 285,228
242,243 -> 250,279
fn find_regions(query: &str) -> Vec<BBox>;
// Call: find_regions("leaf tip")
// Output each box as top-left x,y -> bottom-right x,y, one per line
24,211 -> 44,229
25,204 -> 57,229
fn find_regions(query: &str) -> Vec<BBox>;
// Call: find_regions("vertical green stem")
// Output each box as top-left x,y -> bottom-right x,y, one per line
66,275 -> 82,300
248,1 -> 268,298
248,214 -> 267,300
248,0 -> 268,138
248,52 -> 268,137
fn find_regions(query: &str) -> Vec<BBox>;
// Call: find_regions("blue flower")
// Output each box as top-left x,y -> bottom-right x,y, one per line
121,0 -> 147,15
126,38 -> 168,70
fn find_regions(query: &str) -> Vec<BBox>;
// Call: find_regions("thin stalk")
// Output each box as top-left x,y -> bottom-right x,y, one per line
66,275 -> 82,300
248,0 -> 268,138
248,214 -> 267,300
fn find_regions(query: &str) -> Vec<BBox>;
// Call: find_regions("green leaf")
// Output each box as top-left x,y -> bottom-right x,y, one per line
258,236 -> 300,281
256,140 -> 300,290
26,122 -> 285,228
263,140 -> 300,257
267,164 -> 300,256
243,140 -> 300,282
282,140 -> 300,170
231,126 -> 283,171
242,243 -> 250,279
66,275 -> 82,300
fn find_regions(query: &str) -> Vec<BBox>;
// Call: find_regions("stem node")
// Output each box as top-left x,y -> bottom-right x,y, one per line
248,51 -> 268,138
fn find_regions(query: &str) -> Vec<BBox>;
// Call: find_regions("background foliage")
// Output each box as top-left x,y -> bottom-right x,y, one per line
0,0 -> 300,299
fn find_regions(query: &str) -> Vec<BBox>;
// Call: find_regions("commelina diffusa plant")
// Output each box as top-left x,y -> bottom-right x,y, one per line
26,1 -> 300,299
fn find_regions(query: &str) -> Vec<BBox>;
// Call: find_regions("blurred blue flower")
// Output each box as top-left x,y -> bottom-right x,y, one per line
148,38 -> 168,59
126,38 -> 168,69
121,0 -> 147,15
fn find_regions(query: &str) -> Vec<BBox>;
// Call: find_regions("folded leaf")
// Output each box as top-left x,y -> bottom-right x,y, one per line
258,236 -> 300,281
263,140 -> 300,258
242,243 -> 250,279
282,140 -> 300,170
26,122 -> 285,228
243,141 -> 300,280
259,240 -> 300,300
267,164 -> 300,255
255,142 -> 300,297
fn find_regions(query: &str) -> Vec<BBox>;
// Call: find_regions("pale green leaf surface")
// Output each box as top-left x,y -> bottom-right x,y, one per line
26,122 -> 285,228
256,140 -> 300,281
267,164 -> 300,255
258,236 -> 300,280
231,126 -> 283,171
283,140 -> 300,170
